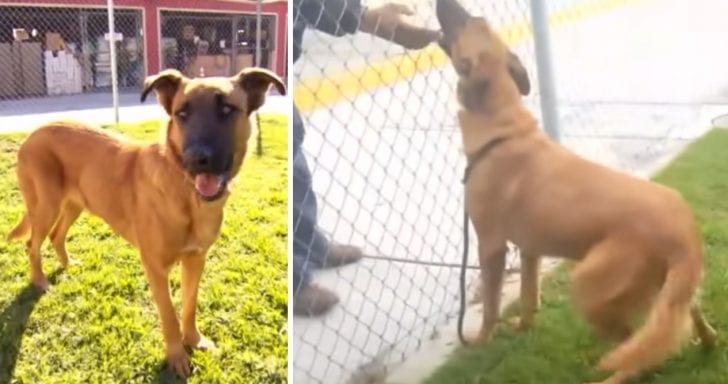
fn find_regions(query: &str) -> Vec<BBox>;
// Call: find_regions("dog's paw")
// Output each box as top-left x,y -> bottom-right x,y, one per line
506,316 -> 533,331
699,326 -> 719,350
194,336 -> 216,351
693,329 -> 718,349
32,277 -> 51,293
184,333 -> 217,351
166,347 -> 192,378
466,329 -> 495,346
63,258 -> 80,268
582,372 -> 629,384
704,330 -> 719,349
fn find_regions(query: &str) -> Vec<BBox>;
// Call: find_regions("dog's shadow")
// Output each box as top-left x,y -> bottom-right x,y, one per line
151,363 -> 189,384
151,351 -> 205,384
0,269 -> 62,384
0,270 -> 192,384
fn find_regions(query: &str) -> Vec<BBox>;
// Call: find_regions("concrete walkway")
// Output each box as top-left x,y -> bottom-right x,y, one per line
291,0 -> 728,383
0,93 -> 289,134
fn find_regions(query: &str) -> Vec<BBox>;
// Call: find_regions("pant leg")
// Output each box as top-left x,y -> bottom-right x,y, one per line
292,253 -> 311,296
292,104 -> 329,292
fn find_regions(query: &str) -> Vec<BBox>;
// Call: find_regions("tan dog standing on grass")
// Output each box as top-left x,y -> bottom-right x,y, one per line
435,0 -> 717,383
6,67 -> 285,377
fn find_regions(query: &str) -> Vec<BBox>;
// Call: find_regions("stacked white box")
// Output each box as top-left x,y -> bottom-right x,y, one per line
44,50 -> 83,95
95,36 -> 112,87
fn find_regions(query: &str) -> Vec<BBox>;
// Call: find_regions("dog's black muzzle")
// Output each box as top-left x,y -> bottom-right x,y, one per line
182,141 -> 233,202
182,143 -> 232,176
457,79 -> 489,111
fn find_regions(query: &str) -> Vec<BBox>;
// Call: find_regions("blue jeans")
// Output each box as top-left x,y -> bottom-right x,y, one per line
292,105 -> 330,295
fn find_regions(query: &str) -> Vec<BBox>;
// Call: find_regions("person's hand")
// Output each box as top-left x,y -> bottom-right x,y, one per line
359,3 -> 442,50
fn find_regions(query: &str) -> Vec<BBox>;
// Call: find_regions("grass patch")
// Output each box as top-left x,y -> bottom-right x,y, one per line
426,129 -> 728,384
0,115 -> 288,383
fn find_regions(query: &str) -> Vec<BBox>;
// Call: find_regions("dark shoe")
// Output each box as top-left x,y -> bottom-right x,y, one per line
319,243 -> 363,269
293,283 -> 340,317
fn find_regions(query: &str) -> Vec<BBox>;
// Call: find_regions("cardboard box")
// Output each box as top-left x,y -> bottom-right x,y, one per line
185,54 -> 257,78
234,54 -> 254,73
0,42 -> 44,97
44,48 -> 82,95
0,44 -> 15,97
17,42 -> 44,96
45,32 -> 65,52
187,55 -> 231,78
13,28 -> 29,42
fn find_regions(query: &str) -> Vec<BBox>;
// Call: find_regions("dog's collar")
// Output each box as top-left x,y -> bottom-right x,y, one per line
462,136 -> 510,183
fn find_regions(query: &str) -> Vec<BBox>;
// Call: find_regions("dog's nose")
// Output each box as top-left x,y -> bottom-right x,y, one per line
183,146 -> 214,170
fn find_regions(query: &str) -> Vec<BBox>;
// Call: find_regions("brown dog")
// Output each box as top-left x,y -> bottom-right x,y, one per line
436,0 -> 717,383
6,67 -> 286,377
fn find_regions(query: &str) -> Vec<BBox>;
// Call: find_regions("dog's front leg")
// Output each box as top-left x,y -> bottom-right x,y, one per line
473,242 -> 507,345
181,253 -> 215,350
143,260 -> 190,377
510,253 -> 541,330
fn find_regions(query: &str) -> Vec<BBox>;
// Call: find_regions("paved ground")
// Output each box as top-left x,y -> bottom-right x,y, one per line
0,93 -> 289,133
291,0 -> 728,383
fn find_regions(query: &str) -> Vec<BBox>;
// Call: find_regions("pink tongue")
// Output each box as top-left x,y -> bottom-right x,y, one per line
194,174 -> 223,197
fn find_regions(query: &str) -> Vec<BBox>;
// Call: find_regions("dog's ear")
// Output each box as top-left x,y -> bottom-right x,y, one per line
141,69 -> 185,114
437,35 -> 452,57
436,0 -> 471,43
507,51 -> 531,96
234,68 -> 287,115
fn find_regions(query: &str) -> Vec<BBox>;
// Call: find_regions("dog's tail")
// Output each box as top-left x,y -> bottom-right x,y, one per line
7,213 -> 30,241
599,258 -> 699,373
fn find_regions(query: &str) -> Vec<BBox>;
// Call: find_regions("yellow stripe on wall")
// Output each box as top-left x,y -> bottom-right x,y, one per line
293,0 -> 647,113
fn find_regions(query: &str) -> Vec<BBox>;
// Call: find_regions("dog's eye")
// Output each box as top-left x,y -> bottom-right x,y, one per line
220,104 -> 238,118
175,109 -> 189,120
456,60 -> 472,77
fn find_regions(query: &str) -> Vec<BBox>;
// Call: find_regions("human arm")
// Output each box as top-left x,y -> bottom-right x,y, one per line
296,0 -> 440,49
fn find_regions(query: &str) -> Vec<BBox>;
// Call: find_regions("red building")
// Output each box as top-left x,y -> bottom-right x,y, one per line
0,0 -> 287,98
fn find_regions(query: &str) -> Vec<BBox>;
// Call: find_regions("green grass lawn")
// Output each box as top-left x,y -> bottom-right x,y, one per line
426,129 -> 728,384
0,115 -> 288,383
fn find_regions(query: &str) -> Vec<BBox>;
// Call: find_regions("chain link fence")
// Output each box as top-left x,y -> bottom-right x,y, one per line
292,1 -> 540,382
0,0 -> 287,132
292,0 -> 727,382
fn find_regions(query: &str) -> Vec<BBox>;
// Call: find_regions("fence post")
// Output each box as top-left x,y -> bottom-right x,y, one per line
255,0 -> 262,67
255,0 -> 263,156
107,0 -> 120,124
529,0 -> 561,142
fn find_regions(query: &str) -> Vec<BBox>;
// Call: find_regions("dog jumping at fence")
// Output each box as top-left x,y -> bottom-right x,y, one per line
6,67 -> 285,377
435,0 -> 717,382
